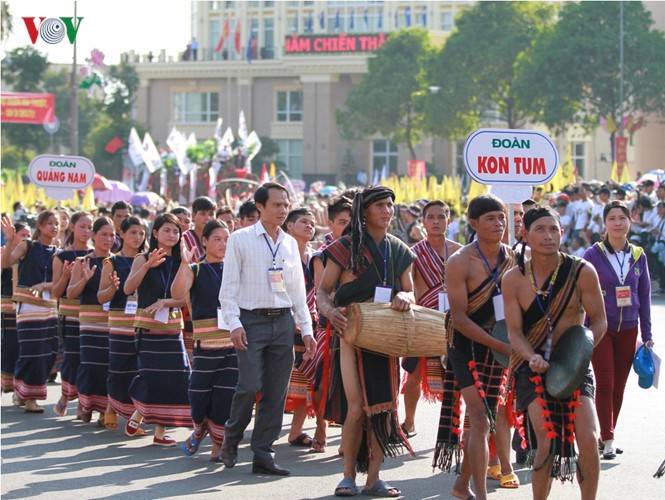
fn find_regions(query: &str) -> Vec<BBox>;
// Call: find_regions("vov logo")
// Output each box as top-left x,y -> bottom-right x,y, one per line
22,17 -> 84,44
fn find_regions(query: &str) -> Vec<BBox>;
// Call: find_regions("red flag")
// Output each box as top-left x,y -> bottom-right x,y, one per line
215,18 -> 230,52
104,135 -> 124,154
234,18 -> 242,55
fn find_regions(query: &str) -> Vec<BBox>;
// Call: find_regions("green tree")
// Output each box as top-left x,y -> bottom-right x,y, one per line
516,1 -> 665,154
336,28 -> 434,160
1,1 -> 12,42
424,1 -> 555,138
81,61 -> 141,179
1,46 -> 51,165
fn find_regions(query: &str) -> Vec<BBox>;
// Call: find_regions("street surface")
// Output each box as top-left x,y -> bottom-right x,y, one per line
2,298 -> 664,499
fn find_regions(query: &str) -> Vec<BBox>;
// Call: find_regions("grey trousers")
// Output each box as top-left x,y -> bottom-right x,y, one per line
223,310 -> 295,463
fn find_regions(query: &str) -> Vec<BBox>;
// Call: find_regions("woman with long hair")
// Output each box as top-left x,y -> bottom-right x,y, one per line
67,217 -> 116,424
52,211 -> 93,418
583,200 -> 654,459
1,222 -> 31,404
1,211 -> 60,413
124,213 -> 192,446
56,208 -> 71,249
97,216 -> 147,433
172,219 -> 236,461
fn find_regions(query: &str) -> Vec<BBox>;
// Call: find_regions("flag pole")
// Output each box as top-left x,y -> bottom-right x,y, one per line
69,0 -> 78,155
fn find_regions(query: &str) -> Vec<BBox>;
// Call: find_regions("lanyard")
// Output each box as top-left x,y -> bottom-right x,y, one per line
613,251 -> 628,285
474,241 -> 503,292
160,259 -> 173,298
118,251 -> 132,271
262,233 -> 281,268
528,253 -> 563,361
369,236 -> 389,285
203,260 -> 223,286
38,243 -> 53,282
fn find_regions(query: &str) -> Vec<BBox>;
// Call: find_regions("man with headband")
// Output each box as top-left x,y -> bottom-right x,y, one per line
502,205 -> 606,499
317,185 -> 415,498
434,194 -> 514,500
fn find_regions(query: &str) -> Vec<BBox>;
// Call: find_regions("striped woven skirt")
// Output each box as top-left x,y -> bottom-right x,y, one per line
13,303 -> 58,400
107,310 -> 138,420
189,343 -> 238,445
76,306 -> 109,414
59,315 -> 81,401
129,327 -> 192,427
1,298 -> 18,392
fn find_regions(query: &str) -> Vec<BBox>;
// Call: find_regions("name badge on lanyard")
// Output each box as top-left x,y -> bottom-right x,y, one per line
615,285 -> 632,307
438,291 -> 450,312
493,294 -> 505,321
124,295 -> 138,315
154,307 -> 169,324
217,307 -> 230,330
374,285 -> 392,303
268,268 -> 286,292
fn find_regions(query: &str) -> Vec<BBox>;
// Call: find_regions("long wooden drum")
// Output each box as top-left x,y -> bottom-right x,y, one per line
344,302 -> 447,357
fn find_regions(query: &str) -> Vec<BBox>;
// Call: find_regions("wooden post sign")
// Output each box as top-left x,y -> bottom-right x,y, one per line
28,154 -> 96,201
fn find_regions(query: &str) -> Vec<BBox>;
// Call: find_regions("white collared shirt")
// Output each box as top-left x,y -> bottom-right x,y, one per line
219,220 -> 313,337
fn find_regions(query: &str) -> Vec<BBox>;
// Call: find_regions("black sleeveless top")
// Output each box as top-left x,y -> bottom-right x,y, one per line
137,254 -> 179,309
1,266 -> 13,298
18,240 -> 57,288
189,261 -> 223,321
55,249 -> 90,298
106,254 -> 135,309
80,253 -> 106,306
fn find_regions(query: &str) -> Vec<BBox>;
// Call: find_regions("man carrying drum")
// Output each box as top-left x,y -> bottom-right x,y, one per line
434,194 -> 514,500
317,185 -> 415,498
502,205 -> 607,500
401,200 -> 461,436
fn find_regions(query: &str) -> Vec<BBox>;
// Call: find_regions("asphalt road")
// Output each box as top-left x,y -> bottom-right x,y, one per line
2,298 -> 664,499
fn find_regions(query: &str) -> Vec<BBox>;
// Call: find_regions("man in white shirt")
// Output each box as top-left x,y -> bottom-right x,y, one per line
219,182 -> 315,476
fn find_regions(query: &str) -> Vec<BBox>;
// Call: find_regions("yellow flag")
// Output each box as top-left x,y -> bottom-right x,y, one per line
619,162 -> 632,185
82,186 -> 96,211
610,161 -> 619,183
467,180 -> 488,209
269,162 -> 276,180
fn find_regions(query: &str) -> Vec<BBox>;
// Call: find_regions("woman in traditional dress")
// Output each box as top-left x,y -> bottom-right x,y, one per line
1,222 -> 31,405
172,219 -> 236,460
52,211 -> 93,418
1,211 -> 60,413
97,216 -> 147,433
67,217 -> 115,424
124,213 -> 192,446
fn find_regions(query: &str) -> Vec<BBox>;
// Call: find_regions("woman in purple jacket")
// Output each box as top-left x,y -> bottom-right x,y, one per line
583,200 -> 654,460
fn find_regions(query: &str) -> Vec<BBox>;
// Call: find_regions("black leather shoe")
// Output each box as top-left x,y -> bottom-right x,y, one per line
220,446 -> 237,468
252,461 -> 291,476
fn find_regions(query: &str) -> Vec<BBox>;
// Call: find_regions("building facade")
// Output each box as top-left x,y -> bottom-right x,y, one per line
131,1 -> 663,186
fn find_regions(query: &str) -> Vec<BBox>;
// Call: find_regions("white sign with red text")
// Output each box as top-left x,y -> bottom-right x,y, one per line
28,154 -> 96,200
464,129 -> 559,186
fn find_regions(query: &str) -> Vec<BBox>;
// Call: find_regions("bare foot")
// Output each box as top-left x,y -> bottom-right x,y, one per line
451,488 -> 476,500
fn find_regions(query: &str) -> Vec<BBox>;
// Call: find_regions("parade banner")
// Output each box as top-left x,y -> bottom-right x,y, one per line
464,128 -> 559,186
1,92 -> 55,125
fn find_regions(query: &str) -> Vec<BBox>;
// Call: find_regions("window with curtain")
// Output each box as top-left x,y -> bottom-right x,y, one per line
172,92 -> 219,123
276,91 -> 303,122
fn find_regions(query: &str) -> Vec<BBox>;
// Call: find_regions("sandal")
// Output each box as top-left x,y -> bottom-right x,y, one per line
80,411 -> 92,423
362,479 -> 400,497
182,431 -> 203,456
104,411 -> 118,430
53,399 -> 68,417
400,423 -> 417,438
288,432 -> 313,447
499,472 -> 520,489
335,477 -> 358,497
309,438 -> 326,454
487,464 -> 502,480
